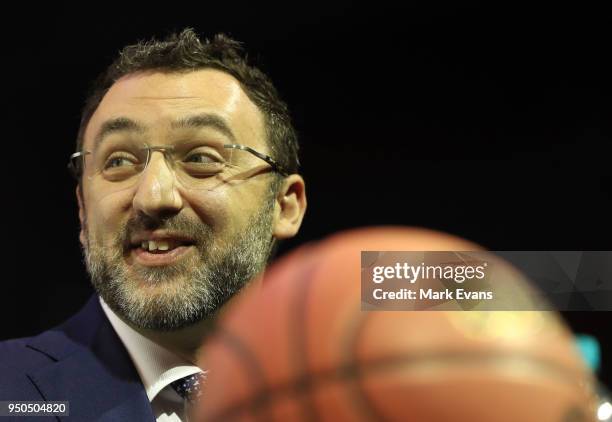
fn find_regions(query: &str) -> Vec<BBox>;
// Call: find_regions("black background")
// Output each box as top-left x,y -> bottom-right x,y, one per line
2,3 -> 611,385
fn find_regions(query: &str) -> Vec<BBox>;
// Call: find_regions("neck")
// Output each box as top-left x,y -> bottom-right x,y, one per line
135,318 -> 217,364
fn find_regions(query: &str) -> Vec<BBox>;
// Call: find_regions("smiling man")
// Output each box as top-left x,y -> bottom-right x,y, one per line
0,29 -> 306,421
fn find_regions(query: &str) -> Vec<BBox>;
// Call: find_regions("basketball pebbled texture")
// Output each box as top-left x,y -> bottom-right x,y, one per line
195,226 -> 597,422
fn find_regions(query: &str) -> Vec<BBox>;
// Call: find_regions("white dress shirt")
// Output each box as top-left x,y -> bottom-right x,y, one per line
99,297 -> 205,422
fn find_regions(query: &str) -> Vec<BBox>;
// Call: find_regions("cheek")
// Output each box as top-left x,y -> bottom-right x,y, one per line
84,190 -> 133,241
83,179 -> 270,242
185,183 -> 267,235
182,188 -> 231,231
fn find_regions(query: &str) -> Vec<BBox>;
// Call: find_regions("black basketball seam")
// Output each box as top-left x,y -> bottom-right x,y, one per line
209,350 -> 592,419
345,305 -> 387,422
290,253 -> 323,422
206,327 -> 272,422
208,249 -> 323,422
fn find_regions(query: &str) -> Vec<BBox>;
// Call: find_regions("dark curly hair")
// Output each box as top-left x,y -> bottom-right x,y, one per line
75,28 -> 299,183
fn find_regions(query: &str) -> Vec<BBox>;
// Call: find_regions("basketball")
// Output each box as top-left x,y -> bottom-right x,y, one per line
194,226 -> 597,422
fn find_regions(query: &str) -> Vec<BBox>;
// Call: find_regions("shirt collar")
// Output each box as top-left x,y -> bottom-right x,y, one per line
99,297 -> 204,401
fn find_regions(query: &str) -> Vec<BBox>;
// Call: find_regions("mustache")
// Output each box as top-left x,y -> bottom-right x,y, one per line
119,213 -> 213,249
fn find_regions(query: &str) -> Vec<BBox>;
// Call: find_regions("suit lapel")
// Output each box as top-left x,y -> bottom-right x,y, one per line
25,296 -> 155,421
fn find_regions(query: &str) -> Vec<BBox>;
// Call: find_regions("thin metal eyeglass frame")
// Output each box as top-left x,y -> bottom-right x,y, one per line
67,143 -> 289,179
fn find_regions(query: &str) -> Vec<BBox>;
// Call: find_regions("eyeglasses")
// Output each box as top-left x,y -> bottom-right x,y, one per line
68,140 -> 289,192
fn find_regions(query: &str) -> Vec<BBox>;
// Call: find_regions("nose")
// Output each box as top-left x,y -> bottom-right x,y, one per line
132,151 -> 183,219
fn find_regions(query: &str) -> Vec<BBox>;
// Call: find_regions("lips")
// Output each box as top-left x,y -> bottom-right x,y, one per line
130,233 -> 195,253
128,232 -> 196,264
131,244 -> 194,266
139,239 -> 189,252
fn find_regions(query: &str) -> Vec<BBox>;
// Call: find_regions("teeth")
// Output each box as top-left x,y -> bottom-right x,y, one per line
139,240 -> 172,252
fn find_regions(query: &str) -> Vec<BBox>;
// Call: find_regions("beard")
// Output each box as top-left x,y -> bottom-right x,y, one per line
82,200 -> 275,331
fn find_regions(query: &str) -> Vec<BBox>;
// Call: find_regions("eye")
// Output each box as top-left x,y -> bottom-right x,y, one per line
105,156 -> 136,168
184,152 -> 222,165
103,151 -> 140,169
100,152 -> 141,181
182,150 -> 226,177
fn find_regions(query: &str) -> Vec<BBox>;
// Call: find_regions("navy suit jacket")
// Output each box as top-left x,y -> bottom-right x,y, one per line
0,295 -> 156,421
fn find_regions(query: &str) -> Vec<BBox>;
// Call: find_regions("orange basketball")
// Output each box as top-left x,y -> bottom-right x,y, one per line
194,226 -> 597,422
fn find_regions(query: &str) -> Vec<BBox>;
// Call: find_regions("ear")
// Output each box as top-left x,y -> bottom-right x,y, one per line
272,174 -> 307,239
76,185 -> 87,249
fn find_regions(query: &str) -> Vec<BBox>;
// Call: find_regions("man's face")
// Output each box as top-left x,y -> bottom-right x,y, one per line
78,69 -> 278,330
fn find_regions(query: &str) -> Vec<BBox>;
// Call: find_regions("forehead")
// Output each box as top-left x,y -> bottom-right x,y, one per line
83,69 -> 267,151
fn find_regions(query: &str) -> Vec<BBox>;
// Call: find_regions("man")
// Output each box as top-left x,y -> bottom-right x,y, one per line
0,29 -> 307,421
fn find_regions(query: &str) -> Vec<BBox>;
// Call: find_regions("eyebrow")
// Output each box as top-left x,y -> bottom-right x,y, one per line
92,113 -> 237,151
170,113 -> 237,143
93,117 -> 146,150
